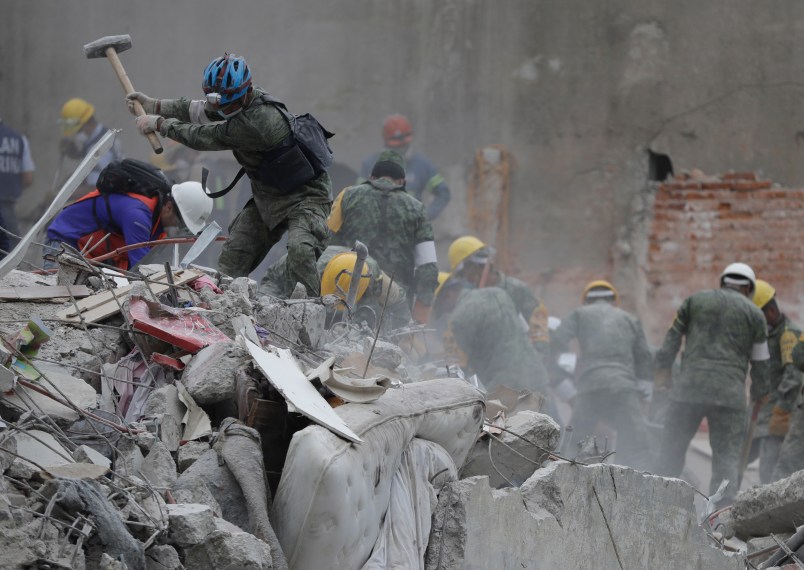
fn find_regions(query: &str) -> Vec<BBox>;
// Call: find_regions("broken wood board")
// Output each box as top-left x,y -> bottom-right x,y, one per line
245,340 -> 362,443
0,285 -> 93,300
55,269 -> 203,323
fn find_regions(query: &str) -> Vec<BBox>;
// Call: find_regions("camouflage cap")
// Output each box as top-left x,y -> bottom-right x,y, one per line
370,150 -> 406,180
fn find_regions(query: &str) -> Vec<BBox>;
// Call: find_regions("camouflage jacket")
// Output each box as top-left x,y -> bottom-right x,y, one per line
327,179 -> 438,305
655,287 -> 770,410
551,301 -> 653,394
158,88 -> 331,229
448,287 -> 548,392
755,314 -> 802,437
496,273 -> 550,353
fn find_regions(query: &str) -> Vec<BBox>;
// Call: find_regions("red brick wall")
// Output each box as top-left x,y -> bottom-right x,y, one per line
647,171 -> 804,342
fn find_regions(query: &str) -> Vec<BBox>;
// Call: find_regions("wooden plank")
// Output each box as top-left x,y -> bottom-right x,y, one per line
55,269 -> 202,323
0,285 -> 93,300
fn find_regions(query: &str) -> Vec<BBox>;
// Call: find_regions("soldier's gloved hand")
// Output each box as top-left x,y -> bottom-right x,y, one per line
768,406 -> 791,436
135,115 -> 163,135
126,92 -> 160,115
412,300 -> 432,325
654,368 -> 672,391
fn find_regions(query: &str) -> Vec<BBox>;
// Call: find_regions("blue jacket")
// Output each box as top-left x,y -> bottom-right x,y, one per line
360,151 -> 450,220
47,191 -> 164,268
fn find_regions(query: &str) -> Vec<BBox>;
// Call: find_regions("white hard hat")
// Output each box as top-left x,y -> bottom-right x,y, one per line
171,181 -> 213,235
720,262 -> 756,290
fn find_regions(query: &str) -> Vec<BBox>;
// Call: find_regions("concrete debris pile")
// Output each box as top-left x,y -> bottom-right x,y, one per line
0,265 -> 787,570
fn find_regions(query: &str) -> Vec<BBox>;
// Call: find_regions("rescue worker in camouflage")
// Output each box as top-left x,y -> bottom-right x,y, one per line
772,329 -> 804,480
448,286 -> 548,394
448,236 -> 550,355
654,263 -> 770,504
260,244 -> 410,329
328,150 -> 438,323
550,280 -> 654,469
749,280 -> 802,483
127,54 -> 331,296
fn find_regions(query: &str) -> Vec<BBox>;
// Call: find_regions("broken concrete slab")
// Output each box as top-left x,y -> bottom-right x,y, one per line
141,384 -> 186,428
364,339 -> 403,370
145,544 -> 183,570
425,463 -> 743,570
182,341 -> 248,405
140,441 -> 177,489
183,529 -> 273,570
115,436 -> 145,480
731,470 -> 804,539
177,440 -> 209,473
13,429 -> 74,470
0,432 -> 16,473
461,411 -> 560,488
166,503 -> 216,547
255,295 -> 327,349
172,449 -> 250,532
0,367 -> 96,424
74,444 -> 112,469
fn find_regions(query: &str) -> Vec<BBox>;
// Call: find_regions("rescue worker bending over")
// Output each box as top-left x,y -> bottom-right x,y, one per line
446,284 -> 548,396
448,236 -> 550,356
261,245 -> 410,330
44,159 -> 212,270
328,150 -> 438,324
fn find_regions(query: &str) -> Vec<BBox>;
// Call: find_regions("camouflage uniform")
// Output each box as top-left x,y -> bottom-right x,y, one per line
448,287 -> 548,393
751,315 -> 802,483
551,301 -> 654,469
260,245 -> 410,328
772,336 -> 804,480
496,273 -> 550,355
654,287 -> 770,502
157,88 -> 331,295
328,175 -> 438,306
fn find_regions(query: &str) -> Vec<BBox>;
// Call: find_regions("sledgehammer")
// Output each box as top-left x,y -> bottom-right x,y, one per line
83,34 -> 163,154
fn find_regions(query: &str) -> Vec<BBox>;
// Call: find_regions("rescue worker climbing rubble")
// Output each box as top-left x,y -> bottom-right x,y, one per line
260,245 -> 410,330
43,159 -> 212,270
359,114 -> 451,220
449,235 -> 550,356
550,280 -> 654,469
654,262 -> 770,505
748,280 -> 802,483
328,150 -> 438,324
127,53 -> 332,295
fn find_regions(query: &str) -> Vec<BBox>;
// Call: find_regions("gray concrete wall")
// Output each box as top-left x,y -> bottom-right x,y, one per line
3,0 -> 804,288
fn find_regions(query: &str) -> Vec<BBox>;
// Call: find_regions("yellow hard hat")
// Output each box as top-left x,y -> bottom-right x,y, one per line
59,98 -> 95,137
753,279 -> 776,309
582,280 -> 619,304
435,271 -> 451,298
448,236 -> 486,271
320,252 -> 371,306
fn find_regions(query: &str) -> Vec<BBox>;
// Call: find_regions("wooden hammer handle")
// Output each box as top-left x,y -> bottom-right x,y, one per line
105,47 -> 163,154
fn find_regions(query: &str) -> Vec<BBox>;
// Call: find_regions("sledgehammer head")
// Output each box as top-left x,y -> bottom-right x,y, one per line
83,35 -> 132,58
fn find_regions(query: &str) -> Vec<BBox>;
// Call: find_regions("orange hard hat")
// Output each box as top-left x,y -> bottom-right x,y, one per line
382,114 -> 413,148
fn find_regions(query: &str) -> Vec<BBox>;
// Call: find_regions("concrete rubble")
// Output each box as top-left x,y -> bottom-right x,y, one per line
0,265 -> 796,570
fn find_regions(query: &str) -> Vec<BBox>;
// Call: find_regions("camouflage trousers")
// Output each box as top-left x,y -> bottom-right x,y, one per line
656,401 -> 746,502
570,389 -> 652,470
218,194 -> 330,296
772,403 -> 804,481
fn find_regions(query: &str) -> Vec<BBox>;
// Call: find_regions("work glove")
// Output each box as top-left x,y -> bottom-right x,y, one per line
135,114 -> 163,135
768,406 -> 791,436
126,92 -> 160,115
654,368 -> 672,391
411,299 -> 432,325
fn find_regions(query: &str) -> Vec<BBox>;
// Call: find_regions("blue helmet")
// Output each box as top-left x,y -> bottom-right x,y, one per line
202,53 -> 252,106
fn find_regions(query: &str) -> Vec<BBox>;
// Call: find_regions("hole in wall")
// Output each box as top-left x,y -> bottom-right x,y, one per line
647,149 -> 673,181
